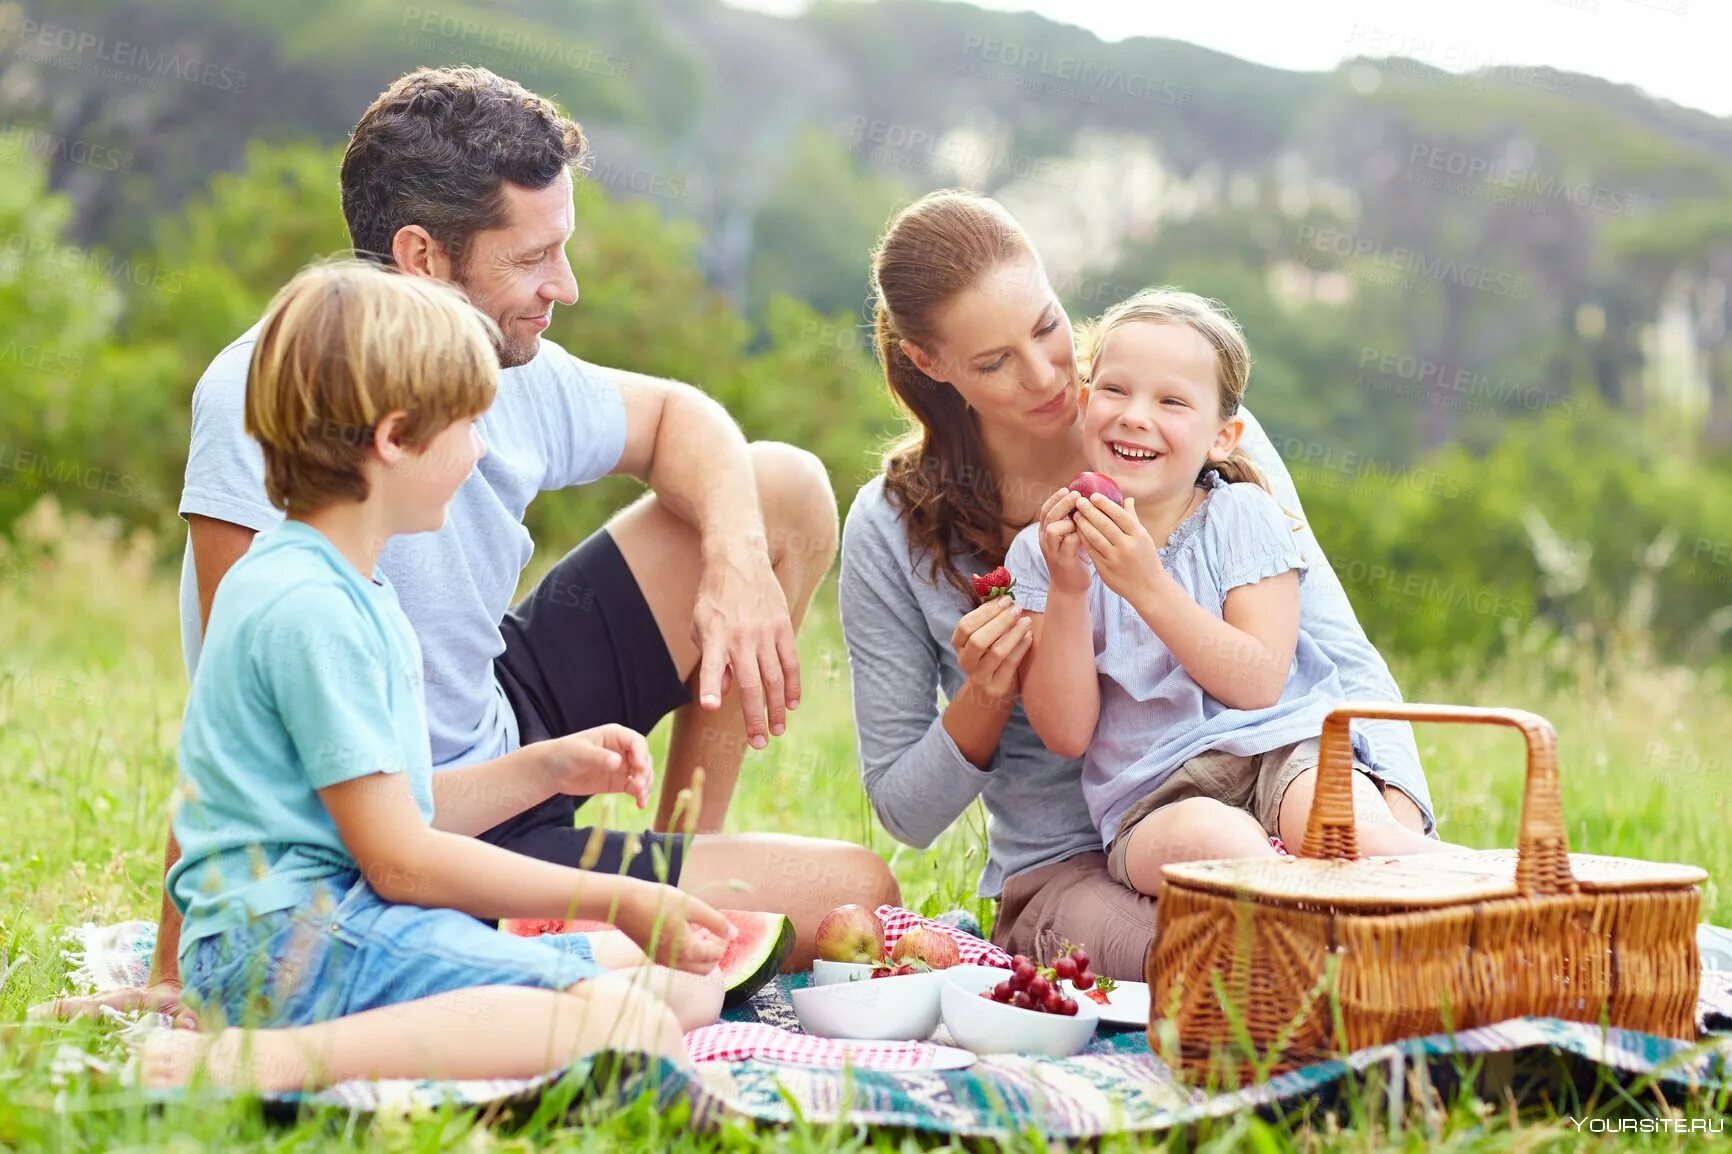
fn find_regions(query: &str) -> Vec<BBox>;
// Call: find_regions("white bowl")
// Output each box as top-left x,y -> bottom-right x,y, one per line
811,959 -> 877,986
939,964 -> 1100,1056
790,971 -> 943,1040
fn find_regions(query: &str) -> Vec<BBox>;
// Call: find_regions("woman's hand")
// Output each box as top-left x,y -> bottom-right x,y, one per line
542,724 -> 654,809
1038,487 -> 1091,596
615,882 -> 735,973
1072,495 -> 1164,604
950,595 -> 1033,709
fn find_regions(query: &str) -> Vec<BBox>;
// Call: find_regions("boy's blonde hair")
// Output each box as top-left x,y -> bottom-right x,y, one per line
1080,287 -> 1269,492
246,260 -> 501,515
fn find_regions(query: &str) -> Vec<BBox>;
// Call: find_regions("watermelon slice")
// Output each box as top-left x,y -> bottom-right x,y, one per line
501,910 -> 793,1010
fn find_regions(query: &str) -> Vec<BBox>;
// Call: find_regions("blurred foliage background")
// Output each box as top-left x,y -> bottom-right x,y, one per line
1,0 -> 1729,683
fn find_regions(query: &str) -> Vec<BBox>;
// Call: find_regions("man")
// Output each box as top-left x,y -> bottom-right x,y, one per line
49,65 -> 896,1024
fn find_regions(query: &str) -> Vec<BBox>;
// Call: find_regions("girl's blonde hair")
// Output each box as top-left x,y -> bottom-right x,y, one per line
246,259 -> 501,515
1081,288 -> 1269,492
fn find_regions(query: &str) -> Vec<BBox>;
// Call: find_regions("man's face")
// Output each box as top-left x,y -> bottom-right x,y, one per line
449,168 -> 579,368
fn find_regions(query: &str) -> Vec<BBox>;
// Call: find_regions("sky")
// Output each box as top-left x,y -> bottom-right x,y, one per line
725,0 -> 1732,118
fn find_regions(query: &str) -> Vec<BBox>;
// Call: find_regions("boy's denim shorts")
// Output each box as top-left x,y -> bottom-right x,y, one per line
183,871 -> 604,1029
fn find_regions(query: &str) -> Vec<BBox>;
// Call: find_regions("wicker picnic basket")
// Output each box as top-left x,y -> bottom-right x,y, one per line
1146,703 -> 1705,1082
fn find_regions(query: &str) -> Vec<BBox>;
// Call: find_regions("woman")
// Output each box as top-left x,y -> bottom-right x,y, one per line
838,190 -> 1437,980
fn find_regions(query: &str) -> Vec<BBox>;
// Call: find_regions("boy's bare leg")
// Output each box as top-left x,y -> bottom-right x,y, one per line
580,930 -> 722,1031
140,978 -> 688,1093
607,441 -> 838,834
1118,797 -> 1279,898
1279,769 -> 1464,856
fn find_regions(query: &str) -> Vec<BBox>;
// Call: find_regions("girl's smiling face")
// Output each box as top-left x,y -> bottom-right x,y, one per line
1081,320 -> 1244,502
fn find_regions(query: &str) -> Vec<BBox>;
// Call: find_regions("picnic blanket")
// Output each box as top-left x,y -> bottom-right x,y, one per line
49,919 -> 1732,1137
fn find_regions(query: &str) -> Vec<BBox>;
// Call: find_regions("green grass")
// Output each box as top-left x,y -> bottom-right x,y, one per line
1,499 -> 1727,1150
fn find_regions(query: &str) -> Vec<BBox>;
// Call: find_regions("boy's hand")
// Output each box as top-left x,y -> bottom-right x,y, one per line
616,883 -> 735,973
542,724 -> 654,809
1072,495 -> 1163,603
1038,487 -> 1091,595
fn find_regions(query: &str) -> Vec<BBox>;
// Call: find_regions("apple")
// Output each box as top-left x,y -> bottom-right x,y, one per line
889,926 -> 961,970
1067,471 -> 1124,505
815,904 -> 885,964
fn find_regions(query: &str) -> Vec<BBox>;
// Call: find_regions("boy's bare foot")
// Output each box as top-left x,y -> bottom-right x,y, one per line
139,1028 -> 310,1093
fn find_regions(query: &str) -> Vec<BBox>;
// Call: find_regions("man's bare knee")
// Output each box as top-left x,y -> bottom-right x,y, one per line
845,843 -> 900,910
749,442 -> 837,577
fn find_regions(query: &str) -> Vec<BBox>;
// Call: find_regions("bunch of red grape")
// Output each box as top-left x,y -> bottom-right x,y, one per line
977,946 -> 1094,1016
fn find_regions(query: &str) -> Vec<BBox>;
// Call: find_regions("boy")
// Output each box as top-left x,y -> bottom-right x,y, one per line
145,261 -> 729,1092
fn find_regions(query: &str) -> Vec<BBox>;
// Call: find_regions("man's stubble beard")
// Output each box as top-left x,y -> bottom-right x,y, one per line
496,329 -> 539,369
448,266 -> 539,369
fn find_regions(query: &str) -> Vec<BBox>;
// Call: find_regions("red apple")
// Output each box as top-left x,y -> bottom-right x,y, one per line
889,927 -> 961,970
1067,471 -> 1124,506
815,904 -> 885,963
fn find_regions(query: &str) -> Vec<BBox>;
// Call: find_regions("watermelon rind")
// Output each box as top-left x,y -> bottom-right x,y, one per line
721,912 -> 795,1010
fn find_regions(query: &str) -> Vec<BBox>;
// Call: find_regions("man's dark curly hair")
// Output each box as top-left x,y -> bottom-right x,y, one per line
340,66 -> 587,271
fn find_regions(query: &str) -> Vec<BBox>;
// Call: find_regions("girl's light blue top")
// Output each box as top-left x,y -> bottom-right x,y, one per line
1007,473 -> 1366,846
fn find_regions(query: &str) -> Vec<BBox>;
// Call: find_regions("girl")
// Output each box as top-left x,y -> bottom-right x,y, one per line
1009,288 -> 1456,897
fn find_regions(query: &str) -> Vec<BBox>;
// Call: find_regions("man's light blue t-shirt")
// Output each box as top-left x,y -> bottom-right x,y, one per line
178,324 -> 627,769
1007,474 -> 1367,847
167,520 -> 436,958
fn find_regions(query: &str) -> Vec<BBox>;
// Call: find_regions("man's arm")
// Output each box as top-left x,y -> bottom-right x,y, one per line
151,516 -> 257,988
600,365 -> 799,749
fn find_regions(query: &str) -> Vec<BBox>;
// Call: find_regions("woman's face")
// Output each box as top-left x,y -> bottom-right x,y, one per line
901,254 -> 1079,438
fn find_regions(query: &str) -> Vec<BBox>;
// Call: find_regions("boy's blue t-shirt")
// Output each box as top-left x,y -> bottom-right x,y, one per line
167,520 -> 434,958
177,323 -> 627,769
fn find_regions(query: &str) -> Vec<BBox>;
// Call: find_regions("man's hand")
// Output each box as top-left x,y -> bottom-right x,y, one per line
542,724 -> 654,809
691,542 -> 799,749
31,980 -> 197,1029
1072,494 -> 1165,604
615,882 -> 735,973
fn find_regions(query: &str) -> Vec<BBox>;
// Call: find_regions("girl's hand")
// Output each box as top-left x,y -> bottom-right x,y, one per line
1072,495 -> 1163,604
950,595 -> 1033,708
616,882 -> 735,973
1038,487 -> 1091,596
542,724 -> 654,809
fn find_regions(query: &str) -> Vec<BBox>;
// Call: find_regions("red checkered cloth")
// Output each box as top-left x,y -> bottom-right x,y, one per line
685,1021 -> 942,1069
875,906 -> 1013,969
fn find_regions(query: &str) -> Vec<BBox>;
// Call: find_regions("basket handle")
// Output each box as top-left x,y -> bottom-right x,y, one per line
1302,702 -> 1576,896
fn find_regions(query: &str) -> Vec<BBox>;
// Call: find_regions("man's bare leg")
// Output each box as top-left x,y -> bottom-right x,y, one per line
605,443 -> 899,965
607,441 -> 840,833
679,833 -> 900,969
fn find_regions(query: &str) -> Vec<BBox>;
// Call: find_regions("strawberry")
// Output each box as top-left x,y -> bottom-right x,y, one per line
970,565 -> 1016,602
1083,976 -> 1118,1005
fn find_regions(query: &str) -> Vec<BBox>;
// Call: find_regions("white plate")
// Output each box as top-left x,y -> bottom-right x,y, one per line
1060,978 -> 1149,1028
756,1040 -> 977,1071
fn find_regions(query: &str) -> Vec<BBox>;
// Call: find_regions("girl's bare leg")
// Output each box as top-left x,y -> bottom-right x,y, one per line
1278,768 -> 1465,856
140,977 -> 687,1093
1118,796 -> 1279,897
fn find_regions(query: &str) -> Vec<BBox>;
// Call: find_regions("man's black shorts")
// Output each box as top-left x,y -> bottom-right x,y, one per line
482,528 -> 695,884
